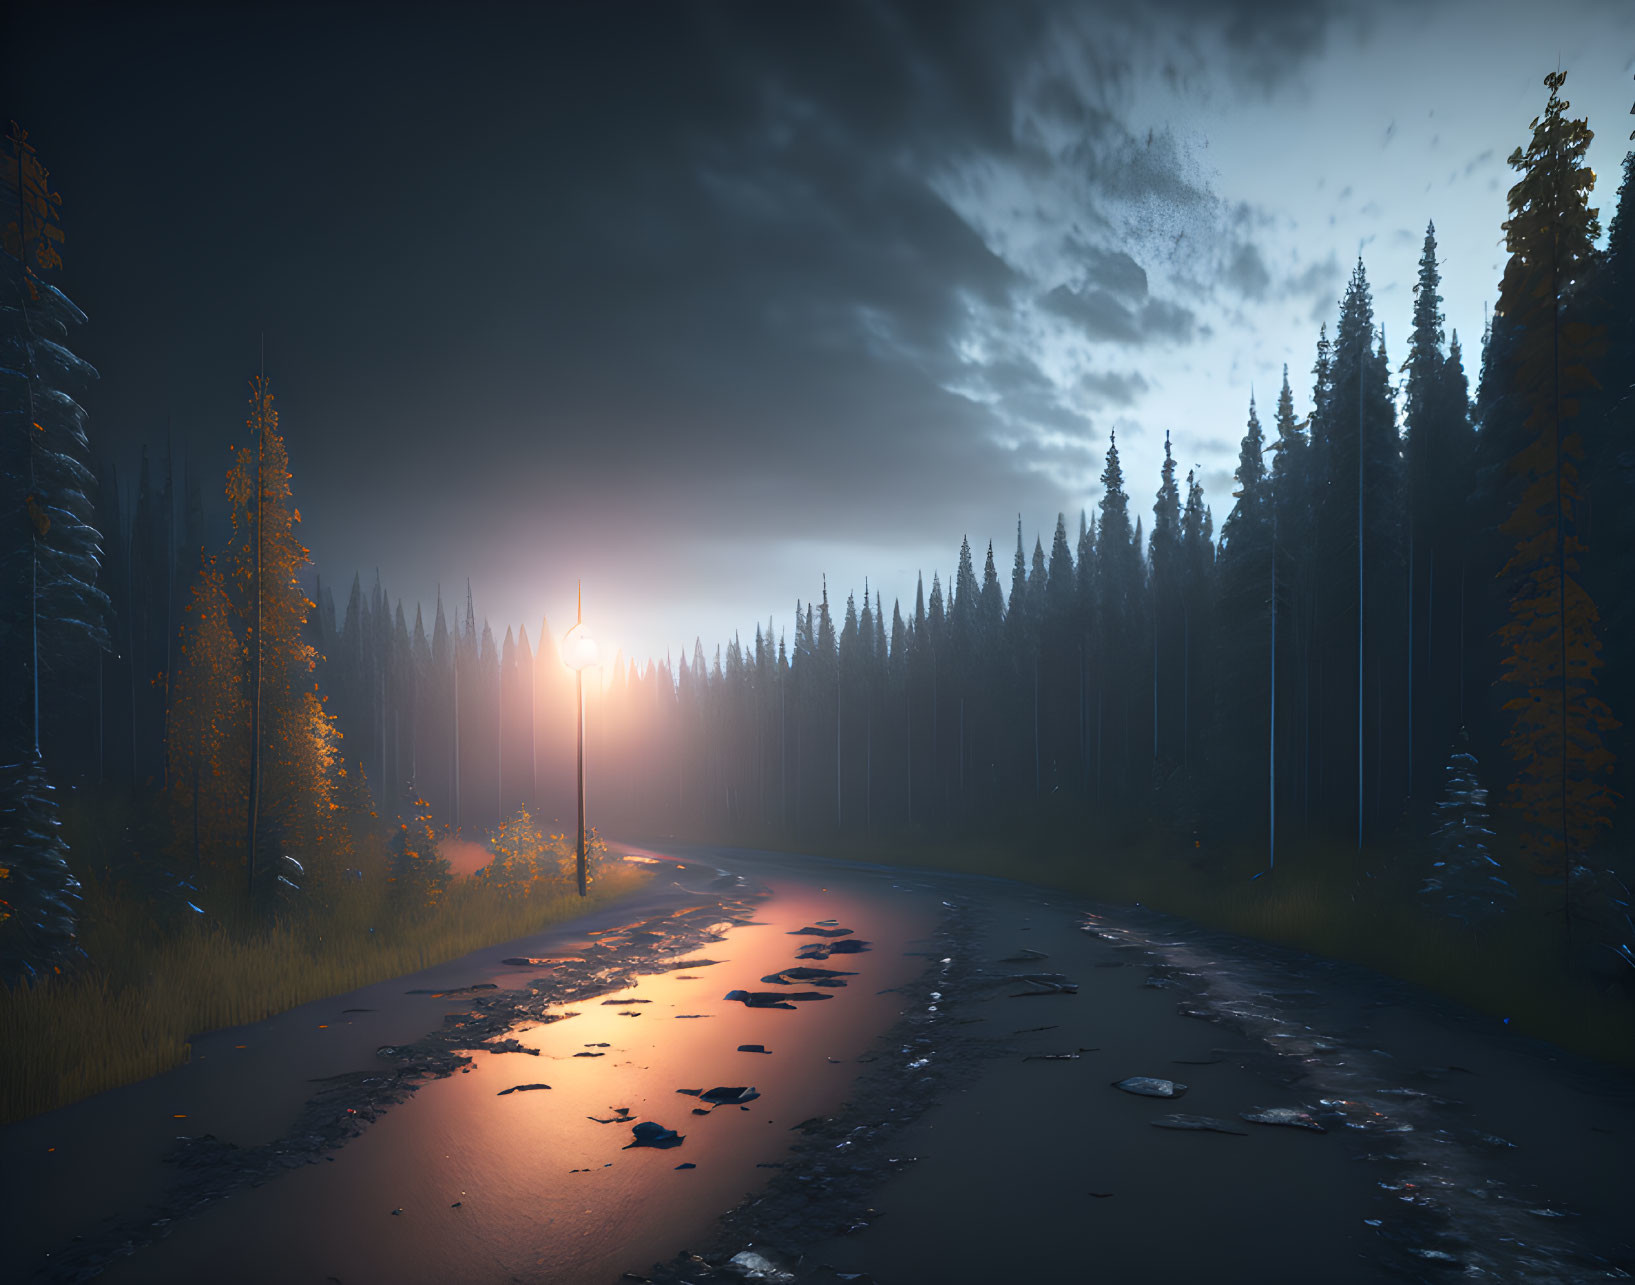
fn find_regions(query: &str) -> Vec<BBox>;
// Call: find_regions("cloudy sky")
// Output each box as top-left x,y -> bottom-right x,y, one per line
6,0 -> 1633,668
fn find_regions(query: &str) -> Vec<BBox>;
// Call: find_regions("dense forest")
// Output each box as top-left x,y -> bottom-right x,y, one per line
3,72 -> 1632,997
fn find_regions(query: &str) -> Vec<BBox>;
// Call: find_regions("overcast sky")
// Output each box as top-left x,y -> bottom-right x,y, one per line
6,0 -> 1633,669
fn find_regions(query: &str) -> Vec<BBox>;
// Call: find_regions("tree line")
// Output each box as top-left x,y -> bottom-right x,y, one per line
3,74 -> 1631,983
310,76 -> 1632,962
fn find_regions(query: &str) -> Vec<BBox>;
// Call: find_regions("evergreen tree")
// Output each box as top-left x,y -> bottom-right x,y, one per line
1493,72 -> 1618,921
1097,432 -> 1136,617
1,123 -> 109,759
1148,432 -> 1181,759
1220,399 -> 1267,558
1266,364 -> 1314,819
1046,515 -> 1073,622
1269,366 -> 1308,517
1006,519 -> 1029,644
1312,258 -> 1405,843
1097,432 -> 1139,795
1585,99 -> 1635,851
0,124 -> 105,980
1213,397 -> 1274,820
1180,467 -> 1214,772
0,754 -> 81,981
1306,323 -> 1334,486
950,536 -> 979,673
1402,221 -> 1474,797
978,542 -> 1004,655
1421,729 -> 1514,924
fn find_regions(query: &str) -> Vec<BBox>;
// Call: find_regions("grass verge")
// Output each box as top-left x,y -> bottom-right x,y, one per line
692,827 -> 1635,1068
0,862 -> 651,1125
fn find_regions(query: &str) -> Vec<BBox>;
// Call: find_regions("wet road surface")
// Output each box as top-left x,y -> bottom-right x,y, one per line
7,845 -> 1633,1284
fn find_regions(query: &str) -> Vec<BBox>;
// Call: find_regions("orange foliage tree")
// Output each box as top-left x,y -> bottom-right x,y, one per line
388,788 -> 450,908
475,806 -> 607,898
166,557 -> 247,881
166,380 -> 347,903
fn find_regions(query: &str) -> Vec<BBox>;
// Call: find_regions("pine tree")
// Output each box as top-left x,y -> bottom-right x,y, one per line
1006,519 -> 1029,643
950,536 -> 979,672
2,124 -> 110,755
1213,396 -> 1274,821
0,123 -> 105,981
1421,729 -> 1514,925
1097,431 -> 1136,618
1306,323 -> 1334,486
1313,258 -> 1404,843
1180,468 -> 1214,771
1493,72 -> 1618,920
0,754 -> 81,981
978,542 -> 1004,656
1097,432 -> 1139,794
1150,432 -> 1182,563
1402,225 -> 1444,783
1584,92 -> 1635,853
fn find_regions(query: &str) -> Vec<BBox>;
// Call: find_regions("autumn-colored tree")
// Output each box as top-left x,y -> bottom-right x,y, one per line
224,380 -> 346,895
479,805 -> 549,898
387,784 -> 450,908
1494,72 -> 1619,925
165,557 -> 248,883
165,383 -> 347,903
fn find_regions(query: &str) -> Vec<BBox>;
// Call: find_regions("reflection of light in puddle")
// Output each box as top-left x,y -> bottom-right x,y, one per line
109,879 -> 937,1285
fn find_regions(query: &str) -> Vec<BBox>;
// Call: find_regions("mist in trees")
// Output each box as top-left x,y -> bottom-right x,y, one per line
4,71 -> 1632,988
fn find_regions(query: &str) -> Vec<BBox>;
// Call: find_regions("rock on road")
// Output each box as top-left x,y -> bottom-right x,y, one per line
7,844 -> 1632,1284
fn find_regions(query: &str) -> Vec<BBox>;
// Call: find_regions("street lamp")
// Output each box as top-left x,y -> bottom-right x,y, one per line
562,582 -> 599,897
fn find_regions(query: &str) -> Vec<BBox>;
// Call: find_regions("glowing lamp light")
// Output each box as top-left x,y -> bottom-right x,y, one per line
562,622 -> 599,672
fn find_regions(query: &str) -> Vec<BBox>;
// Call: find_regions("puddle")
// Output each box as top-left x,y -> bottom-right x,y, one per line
94,876 -> 936,1285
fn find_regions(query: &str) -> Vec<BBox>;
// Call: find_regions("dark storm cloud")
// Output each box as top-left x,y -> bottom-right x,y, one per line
1131,0 -> 1391,100
1072,245 -> 1151,301
963,355 -> 1088,434
4,0 -> 1370,645
1041,284 -> 1201,344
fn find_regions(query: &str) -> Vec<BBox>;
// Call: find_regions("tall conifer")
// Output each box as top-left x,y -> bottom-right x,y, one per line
1493,72 -> 1617,926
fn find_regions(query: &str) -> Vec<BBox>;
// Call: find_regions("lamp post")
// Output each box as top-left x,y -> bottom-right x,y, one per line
562,583 -> 599,897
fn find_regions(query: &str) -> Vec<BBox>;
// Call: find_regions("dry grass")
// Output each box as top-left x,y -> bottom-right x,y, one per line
0,862 -> 650,1125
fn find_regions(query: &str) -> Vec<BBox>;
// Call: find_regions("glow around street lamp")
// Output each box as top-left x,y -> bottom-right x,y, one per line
562,621 -> 599,672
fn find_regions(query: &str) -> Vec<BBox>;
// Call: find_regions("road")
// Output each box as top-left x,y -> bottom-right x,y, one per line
6,844 -> 1633,1283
